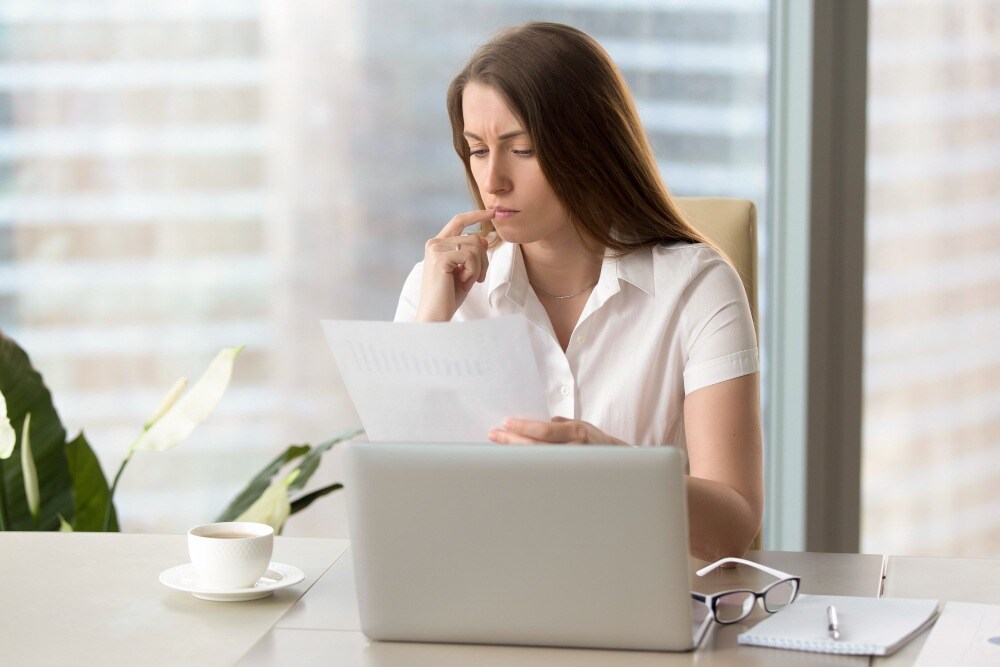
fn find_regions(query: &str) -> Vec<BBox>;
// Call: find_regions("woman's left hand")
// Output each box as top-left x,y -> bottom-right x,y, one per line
489,417 -> 628,445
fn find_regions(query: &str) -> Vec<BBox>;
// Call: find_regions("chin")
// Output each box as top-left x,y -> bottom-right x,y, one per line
492,220 -> 537,246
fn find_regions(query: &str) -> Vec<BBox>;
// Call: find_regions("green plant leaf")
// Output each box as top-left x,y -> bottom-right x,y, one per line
66,432 -> 118,532
290,483 -> 343,515
287,427 -> 363,493
58,514 -> 73,532
215,445 -> 311,522
0,330 -> 74,531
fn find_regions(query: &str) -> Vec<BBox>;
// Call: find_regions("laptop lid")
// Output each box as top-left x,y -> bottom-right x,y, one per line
343,442 -> 708,652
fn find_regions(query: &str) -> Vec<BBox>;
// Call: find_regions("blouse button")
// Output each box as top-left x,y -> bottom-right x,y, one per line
575,334 -> 586,343
560,386 -> 571,396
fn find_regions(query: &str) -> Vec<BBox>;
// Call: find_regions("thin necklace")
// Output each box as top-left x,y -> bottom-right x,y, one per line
531,278 -> 599,300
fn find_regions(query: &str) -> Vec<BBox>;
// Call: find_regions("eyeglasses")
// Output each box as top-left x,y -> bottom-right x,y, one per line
690,557 -> 801,624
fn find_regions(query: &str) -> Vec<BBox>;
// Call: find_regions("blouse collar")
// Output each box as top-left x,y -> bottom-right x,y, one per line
487,241 -> 655,310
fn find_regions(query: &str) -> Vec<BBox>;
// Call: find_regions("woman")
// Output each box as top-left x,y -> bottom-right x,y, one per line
394,22 -> 762,561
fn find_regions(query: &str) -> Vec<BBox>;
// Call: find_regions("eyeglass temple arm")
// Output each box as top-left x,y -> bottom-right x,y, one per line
695,557 -> 795,581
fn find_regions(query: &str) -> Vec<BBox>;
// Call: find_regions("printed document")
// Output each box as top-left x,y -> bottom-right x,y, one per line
321,315 -> 550,442
915,602 -> 1000,667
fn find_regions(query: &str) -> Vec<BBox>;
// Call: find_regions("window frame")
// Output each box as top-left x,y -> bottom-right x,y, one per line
764,0 -> 868,552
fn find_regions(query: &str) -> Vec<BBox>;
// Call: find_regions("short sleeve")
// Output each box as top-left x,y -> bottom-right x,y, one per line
393,262 -> 424,322
680,252 -> 759,395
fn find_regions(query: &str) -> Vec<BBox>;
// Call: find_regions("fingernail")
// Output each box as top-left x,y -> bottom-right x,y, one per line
502,419 -> 512,429
488,431 -> 498,442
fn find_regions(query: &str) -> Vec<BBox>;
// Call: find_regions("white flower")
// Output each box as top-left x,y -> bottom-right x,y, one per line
21,413 -> 39,519
0,389 -> 15,460
132,346 -> 243,453
236,469 -> 300,533
144,378 -> 188,429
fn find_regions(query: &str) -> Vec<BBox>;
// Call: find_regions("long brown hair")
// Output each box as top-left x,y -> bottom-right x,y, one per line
446,22 -> 709,255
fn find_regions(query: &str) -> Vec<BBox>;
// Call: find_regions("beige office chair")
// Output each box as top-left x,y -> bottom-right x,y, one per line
674,197 -> 762,552
675,197 -> 758,334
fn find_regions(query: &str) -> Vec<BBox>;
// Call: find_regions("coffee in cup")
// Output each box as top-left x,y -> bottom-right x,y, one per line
188,521 -> 274,590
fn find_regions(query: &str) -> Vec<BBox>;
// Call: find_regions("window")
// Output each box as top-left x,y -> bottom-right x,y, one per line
862,0 -> 1000,556
1,1 -> 770,534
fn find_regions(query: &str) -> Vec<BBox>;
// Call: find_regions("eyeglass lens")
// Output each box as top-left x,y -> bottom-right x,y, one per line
714,591 -> 756,623
763,580 -> 797,612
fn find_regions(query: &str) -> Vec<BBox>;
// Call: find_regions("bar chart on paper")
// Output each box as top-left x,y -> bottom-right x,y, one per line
322,315 -> 550,442
343,339 -> 490,378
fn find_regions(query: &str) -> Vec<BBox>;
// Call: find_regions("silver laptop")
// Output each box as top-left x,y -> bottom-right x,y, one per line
342,442 -> 711,652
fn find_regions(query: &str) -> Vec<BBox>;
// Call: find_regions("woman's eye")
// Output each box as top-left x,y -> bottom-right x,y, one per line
469,149 -> 488,158
513,149 -> 534,157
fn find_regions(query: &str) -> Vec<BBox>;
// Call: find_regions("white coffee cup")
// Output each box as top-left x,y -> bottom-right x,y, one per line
188,521 -> 274,590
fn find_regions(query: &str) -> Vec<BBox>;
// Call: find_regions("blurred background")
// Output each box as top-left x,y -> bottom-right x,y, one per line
0,0 -> 768,537
862,0 -> 1000,557
0,0 -> 996,556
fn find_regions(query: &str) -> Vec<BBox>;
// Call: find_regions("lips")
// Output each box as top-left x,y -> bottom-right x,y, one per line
492,206 -> 519,220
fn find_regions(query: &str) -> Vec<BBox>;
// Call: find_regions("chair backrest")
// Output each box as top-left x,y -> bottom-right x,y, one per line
674,197 -> 758,333
674,197 -> 761,551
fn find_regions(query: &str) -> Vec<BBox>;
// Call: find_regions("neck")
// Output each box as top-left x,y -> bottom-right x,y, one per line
521,232 -> 604,298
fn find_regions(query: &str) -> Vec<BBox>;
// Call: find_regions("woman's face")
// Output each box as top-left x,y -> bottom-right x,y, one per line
461,82 -> 573,245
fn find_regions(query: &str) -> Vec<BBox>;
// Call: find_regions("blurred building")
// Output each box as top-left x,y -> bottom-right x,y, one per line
862,0 -> 1000,556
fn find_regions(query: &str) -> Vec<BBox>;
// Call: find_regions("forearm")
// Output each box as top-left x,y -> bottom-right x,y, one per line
684,475 -> 761,563
415,307 -> 452,322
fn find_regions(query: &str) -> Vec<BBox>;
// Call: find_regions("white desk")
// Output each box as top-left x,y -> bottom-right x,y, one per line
3,533 -> 995,666
0,533 -> 348,666
878,555 -> 1000,667
239,548 -> 886,666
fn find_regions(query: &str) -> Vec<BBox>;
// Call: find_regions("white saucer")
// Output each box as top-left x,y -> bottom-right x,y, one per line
159,562 -> 305,601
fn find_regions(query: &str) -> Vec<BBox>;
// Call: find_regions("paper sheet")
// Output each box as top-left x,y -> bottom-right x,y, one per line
915,602 -> 1000,666
321,315 -> 550,442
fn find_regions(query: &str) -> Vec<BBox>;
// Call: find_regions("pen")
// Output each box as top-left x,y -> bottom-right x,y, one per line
827,605 -> 840,640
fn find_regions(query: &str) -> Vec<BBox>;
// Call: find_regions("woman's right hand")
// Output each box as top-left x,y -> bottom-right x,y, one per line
415,209 -> 496,322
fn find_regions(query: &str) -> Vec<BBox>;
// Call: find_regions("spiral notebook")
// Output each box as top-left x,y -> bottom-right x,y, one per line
738,594 -> 939,656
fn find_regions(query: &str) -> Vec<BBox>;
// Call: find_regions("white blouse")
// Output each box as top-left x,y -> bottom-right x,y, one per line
394,241 -> 758,452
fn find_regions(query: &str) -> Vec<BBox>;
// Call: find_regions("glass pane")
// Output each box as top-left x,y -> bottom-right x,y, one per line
763,579 -> 796,611
715,591 -> 755,623
863,0 -> 1000,556
0,1 -> 770,534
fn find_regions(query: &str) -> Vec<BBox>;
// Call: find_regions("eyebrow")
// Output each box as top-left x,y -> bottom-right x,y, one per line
463,130 -> 527,141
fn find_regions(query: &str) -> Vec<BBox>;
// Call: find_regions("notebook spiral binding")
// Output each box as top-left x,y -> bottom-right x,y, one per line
740,636 -> 879,655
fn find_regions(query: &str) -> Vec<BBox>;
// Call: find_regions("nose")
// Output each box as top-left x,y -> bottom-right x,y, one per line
481,155 -> 511,195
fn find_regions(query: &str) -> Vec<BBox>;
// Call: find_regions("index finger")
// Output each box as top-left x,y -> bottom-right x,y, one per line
436,208 -> 496,239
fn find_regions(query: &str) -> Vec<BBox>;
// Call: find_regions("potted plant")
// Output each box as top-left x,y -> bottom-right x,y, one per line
0,330 -> 360,534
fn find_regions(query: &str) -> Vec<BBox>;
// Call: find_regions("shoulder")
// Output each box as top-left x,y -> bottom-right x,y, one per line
639,243 -> 750,331
648,242 -> 738,287
650,241 -> 725,265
